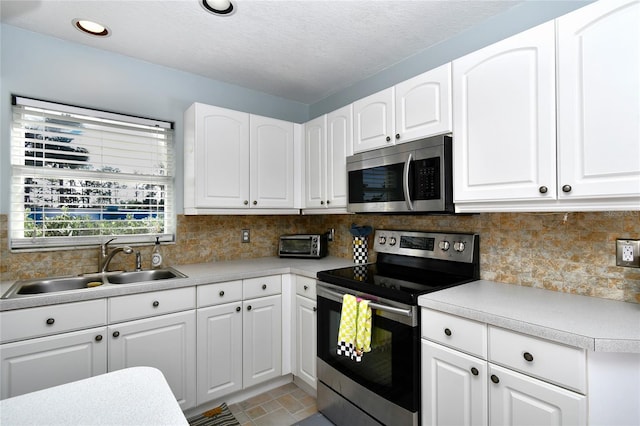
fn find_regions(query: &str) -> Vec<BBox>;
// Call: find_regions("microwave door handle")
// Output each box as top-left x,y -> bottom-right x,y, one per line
403,153 -> 414,211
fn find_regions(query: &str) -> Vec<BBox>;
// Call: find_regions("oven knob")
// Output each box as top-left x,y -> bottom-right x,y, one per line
454,241 -> 466,252
439,241 -> 450,251
389,237 -> 397,246
378,236 -> 387,245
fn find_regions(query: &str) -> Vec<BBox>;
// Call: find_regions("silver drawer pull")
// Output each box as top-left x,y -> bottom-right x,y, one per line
523,352 -> 534,362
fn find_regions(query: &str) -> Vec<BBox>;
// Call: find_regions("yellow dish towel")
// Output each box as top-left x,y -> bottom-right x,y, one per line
355,300 -> 372,360
337,295 -> 372,362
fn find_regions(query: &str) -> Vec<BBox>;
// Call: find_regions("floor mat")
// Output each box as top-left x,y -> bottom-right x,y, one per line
187,403 -> 240,426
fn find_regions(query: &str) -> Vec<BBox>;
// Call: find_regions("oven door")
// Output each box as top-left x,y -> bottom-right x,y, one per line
316,282 -> 419,415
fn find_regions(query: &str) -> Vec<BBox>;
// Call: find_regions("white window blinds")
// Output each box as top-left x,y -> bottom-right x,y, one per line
10,96 -> 175,250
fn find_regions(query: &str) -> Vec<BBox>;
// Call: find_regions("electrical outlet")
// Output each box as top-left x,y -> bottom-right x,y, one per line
241,229 -> 250,243
616,239 -> 640,268
327,228 -> 335,242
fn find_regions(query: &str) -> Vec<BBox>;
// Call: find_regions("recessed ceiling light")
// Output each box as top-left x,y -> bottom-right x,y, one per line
201,0 -> 236,16
73,18 -> 110,37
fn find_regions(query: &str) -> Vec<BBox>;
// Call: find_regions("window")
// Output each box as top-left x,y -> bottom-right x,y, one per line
10,95 -> 175,250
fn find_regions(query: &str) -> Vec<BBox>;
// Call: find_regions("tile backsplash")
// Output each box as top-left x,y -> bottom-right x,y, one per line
1,212 -> 638,303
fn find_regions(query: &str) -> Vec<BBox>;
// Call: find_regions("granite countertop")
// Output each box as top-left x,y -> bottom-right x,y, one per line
0,367 -> 187,425
0,256 -> 354,311
418,280 -> 640,353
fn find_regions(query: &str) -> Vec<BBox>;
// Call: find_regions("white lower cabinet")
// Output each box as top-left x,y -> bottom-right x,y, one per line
294,276 -> 317,390
0,327 -> 107,399
243,294 -> 282,387
422,340 -> 487,426
0,299 -> 108,400
108,310 -> 196,410
197,302 -> 243,404
196,276 -> 282,406
421,309 -> 587,426
488,364 -> 586,425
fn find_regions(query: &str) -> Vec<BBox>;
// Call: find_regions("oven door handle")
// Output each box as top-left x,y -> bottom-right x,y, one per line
403,153 -> 414,211
319,286 -> 413,317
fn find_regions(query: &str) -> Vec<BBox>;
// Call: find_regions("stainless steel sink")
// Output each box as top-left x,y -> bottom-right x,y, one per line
2,275 -> 108,298
1,268 -> 187,299
106,268 -> 186,284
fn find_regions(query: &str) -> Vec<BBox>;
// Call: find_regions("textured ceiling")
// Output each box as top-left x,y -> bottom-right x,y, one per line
0,0 -> 522,104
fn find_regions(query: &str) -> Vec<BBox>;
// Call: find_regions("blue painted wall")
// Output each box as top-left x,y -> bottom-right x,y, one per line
0,0 -> 593,215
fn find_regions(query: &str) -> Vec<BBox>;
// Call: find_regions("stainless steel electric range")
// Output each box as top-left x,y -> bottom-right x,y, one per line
316,229 -> 479,426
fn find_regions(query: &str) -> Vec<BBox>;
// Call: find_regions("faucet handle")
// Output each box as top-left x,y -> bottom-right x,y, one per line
135,251 -> 142,271
104,237 -> 117,247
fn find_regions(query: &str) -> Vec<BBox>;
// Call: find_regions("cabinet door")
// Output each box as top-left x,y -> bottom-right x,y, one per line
353,87 -> 394,153
489,364 -> 586,426
296,295 -> 317,390
304,115 -> 327,208
191,104 -> 250,208
243,295 -> 282,388
453,22 -> 556,203
196,302 -> 243,405
557,0 -> 640,200
395,63 -> 452,143
250,115 -> 295,208
108,311 -> 196,410
326,105 -> 352,208
422,340 -> 488,426
0,327 -> 107,399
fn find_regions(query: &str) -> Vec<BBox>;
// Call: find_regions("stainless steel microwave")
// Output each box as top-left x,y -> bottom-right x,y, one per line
279,234 -> 328,258
347,134 -> 454,214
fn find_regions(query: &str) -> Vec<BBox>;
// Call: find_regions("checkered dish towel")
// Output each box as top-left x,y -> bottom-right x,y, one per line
337,294 -> 372,362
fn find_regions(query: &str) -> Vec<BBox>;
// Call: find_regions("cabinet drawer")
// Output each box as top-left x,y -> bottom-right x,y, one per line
0,300 -> 107,343
488,326 -> 586,393
243,275 -> 281,299
296,276 -> 316,299
197,280 -> 242,307
421,309 -> 487,358
109,287 -> 195,323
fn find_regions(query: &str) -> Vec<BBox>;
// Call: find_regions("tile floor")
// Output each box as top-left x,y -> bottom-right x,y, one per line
228,382 -> 322,426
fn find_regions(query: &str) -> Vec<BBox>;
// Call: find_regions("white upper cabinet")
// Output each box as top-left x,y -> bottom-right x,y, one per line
453,21 -> 557,206
184,103 -> 298,214
454,0 -> 640,212
353,64 -> 452,154
395,63 -> 452,143
556,0 -> 640,202
303,115 -> 326,209
184,103 -> 250,210
303,105 -> 352,211
353,87 -> 395,153
250,115 -> 295,208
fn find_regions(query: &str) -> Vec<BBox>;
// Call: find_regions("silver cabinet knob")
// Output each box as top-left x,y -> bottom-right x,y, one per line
562,185 -> 572,193
539,186 -> 548,194
244,200 -> 249,205
253,200 -> 258,205
386,136 -> 391,142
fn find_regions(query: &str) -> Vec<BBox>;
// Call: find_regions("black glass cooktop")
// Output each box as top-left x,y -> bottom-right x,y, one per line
317,262 -> 475,305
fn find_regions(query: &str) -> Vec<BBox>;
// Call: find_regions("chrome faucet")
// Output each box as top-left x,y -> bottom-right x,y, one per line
100,238 -> 133,273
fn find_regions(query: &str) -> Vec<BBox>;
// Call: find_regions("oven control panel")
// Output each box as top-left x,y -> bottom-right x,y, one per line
373,229 -> 477,263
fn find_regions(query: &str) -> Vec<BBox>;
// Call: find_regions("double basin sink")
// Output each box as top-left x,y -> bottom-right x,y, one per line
1,268 -> 187,299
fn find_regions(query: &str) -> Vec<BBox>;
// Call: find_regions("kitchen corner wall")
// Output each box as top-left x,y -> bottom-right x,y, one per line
1,212 -> 639,304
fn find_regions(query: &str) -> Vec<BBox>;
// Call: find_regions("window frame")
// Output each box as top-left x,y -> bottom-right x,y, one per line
9,95 -> 176,251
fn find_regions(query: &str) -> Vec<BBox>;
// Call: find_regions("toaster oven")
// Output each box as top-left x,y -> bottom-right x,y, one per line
279,234 -> 328,258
